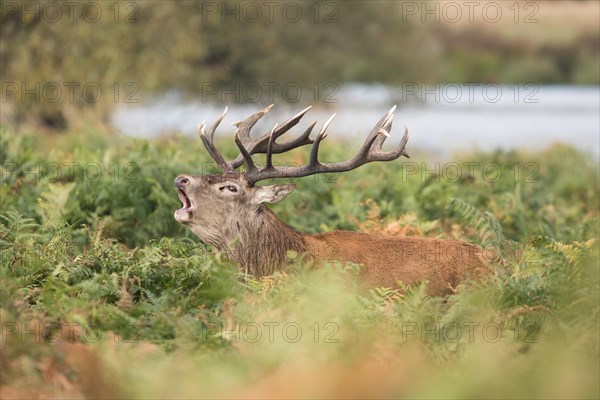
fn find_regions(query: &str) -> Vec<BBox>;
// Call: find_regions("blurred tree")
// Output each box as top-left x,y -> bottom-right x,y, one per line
1,0 -> 597,131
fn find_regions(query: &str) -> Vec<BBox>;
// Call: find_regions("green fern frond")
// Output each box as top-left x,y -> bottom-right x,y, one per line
447,198 -> 506,247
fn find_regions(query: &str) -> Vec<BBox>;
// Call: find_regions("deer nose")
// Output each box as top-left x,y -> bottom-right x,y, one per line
175,176 -> 190,188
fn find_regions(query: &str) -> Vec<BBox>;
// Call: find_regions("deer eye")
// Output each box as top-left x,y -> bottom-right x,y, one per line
220,185 -> 238,193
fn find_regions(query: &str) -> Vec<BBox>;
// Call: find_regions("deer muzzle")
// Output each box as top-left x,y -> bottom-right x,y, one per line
174,176 -> 195,223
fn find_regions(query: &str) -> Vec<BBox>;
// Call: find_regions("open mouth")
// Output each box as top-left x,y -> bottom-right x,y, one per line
177,188 -> 193,211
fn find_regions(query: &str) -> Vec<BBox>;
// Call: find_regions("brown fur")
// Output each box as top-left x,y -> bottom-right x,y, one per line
304,232 -> 488,296
174,173 -> 490,296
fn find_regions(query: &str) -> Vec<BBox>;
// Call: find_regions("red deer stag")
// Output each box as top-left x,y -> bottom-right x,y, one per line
174,105 -> 489,295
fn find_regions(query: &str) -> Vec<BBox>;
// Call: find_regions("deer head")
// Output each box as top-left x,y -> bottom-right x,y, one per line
174,172 -> 296,251
174,105 -> 409,276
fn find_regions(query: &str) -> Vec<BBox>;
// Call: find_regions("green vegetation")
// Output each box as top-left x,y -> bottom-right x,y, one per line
1,126 -> 598,398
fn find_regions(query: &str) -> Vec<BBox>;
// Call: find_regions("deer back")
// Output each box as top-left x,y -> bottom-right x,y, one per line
304,231 -> 490,296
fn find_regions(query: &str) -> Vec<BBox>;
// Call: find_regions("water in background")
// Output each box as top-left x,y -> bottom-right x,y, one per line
111,84 -> 599,158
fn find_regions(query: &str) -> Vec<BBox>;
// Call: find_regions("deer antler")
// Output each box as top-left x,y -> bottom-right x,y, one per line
199,105 -> 409,185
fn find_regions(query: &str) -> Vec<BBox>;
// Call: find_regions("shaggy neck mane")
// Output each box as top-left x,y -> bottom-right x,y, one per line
222,206 -> 306,277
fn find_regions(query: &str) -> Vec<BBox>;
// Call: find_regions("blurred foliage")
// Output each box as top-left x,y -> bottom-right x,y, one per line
1,125 -> 599,398
1,0 -> 598,129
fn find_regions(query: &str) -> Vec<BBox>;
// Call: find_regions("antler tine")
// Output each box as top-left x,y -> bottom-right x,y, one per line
371,106 -> 394,152
342,105 -> 409,164
232,104 -> 274,139
271,105 -> 312,141
309,113 -> 335,166
369,105 -> 409,159
208,106 -> 228,138
265,123 -> 278,169
198,107 -> 234,172
354,105 -> 396,158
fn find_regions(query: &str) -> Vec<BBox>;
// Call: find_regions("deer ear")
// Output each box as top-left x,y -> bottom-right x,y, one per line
253,183 -> 296,204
